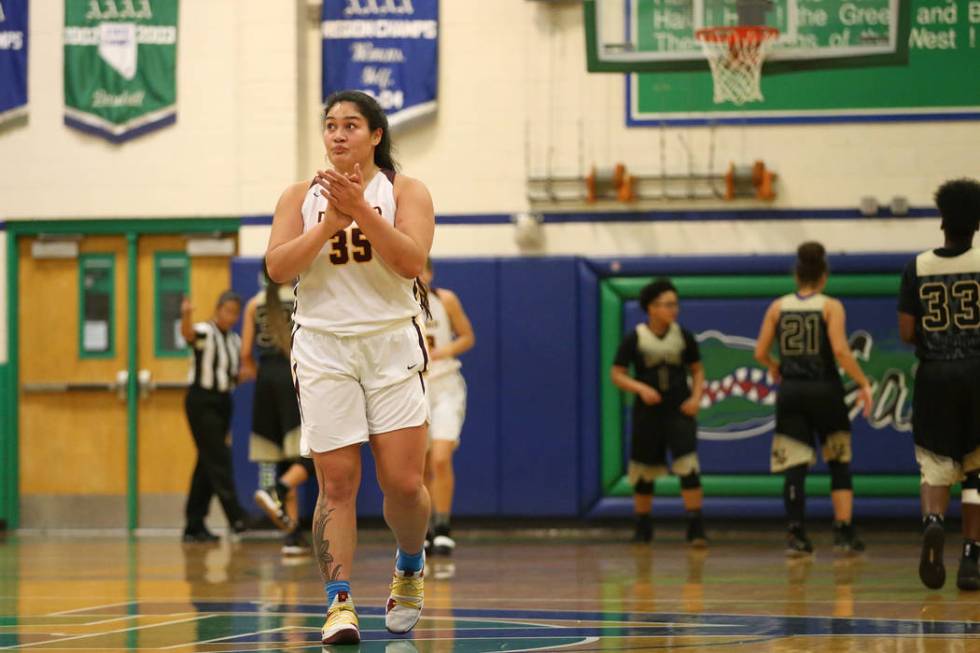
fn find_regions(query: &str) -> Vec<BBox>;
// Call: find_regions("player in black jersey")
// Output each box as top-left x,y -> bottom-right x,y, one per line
898,178 -> 980,591
242,263 -> 316,556
755,242 -> 873,556
612,278 -> 707,546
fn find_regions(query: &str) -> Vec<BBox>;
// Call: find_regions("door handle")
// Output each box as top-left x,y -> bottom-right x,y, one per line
137,368 -> 188,398
22,369 -> 129,403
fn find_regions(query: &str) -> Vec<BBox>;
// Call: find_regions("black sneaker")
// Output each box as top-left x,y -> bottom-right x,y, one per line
424,530 -> 434,556
832,522 -> 865,553
956,541 -> 979,591
786,526 -> 813,557
182,528 -> 219,543
957,556 -> 979,591
432,532 -> 456,556
254,485 -> 294,532
919,516 -> 946,590
686,517 -> 708,547
282,529 -> 311,557
632,516 -> 653,543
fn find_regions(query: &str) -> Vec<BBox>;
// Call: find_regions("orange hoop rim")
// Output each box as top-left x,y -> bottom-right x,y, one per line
695,25 -> 779,45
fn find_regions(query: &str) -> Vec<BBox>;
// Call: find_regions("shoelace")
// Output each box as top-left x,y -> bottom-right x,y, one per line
389,574 -> 423,608
327,603 -> 358,626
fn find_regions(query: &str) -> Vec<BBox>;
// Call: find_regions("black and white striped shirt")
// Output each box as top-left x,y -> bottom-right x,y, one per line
189,321 -> 241,392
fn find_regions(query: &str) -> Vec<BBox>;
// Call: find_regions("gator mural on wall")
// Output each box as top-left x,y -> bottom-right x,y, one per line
695,329 -> 914,442
600,273 -> 920,494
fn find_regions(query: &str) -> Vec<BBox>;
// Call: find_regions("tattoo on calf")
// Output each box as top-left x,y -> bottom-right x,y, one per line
313,503 -> 342,581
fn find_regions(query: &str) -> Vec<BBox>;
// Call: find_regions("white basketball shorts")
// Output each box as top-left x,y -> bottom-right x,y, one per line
292,318 -> 430,455
427,371 -> 467,445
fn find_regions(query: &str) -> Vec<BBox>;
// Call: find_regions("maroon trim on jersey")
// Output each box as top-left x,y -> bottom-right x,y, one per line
381,168 -> 396,184
418,371 -> 426,394
411,317 -> 429,373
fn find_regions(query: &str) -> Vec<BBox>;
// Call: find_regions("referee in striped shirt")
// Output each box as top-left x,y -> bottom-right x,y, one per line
180,290 -> 248,542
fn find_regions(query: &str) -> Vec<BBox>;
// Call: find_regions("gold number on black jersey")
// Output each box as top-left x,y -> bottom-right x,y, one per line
952,280 -> 980,329
922,280 -> 980,331
327,228 -> 373,266
779,314 -> 820,355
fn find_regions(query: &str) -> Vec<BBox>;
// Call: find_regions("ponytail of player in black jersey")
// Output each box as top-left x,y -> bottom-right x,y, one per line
262,260 -> 291,356
795,241 -> 827,287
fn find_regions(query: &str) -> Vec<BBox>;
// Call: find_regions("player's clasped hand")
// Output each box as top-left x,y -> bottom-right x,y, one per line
637,385 -> 662,406
317,163 -> 366,216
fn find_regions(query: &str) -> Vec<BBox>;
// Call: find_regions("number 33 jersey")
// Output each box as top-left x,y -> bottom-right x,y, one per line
899,246 -> 980,361
293,169 -> 422,336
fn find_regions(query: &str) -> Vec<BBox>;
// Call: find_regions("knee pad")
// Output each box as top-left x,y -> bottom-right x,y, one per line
963,472 -> 980,505
829,461 -> 853,491
634,480 -> 654,495
679,471 -> 701,490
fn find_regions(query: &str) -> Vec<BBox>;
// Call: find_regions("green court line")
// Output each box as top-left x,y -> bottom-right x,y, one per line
599,273 -> 910,497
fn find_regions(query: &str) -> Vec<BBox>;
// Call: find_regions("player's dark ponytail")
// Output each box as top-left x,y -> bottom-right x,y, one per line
796,241 -> 827,286
415,278 -> 432,320
262,260 -> 291,356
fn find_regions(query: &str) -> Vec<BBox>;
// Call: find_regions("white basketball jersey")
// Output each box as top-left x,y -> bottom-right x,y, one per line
293,170 -> 421,336
425,289 -> 462,380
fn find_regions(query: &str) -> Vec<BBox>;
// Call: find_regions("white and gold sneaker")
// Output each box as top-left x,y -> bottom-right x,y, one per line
385,559 -> 424,634
321,591 -> 359,645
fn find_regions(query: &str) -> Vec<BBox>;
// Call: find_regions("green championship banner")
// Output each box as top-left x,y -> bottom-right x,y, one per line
64,0 -> 178,143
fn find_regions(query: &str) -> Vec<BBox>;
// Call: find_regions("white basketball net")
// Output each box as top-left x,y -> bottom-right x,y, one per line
696,27 -> 778,106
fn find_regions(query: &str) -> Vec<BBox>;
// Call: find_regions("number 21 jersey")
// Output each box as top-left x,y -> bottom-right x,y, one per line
776,293 -> 839,382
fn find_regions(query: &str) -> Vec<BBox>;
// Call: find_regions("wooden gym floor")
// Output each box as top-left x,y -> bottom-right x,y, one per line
1,526 -> 978,652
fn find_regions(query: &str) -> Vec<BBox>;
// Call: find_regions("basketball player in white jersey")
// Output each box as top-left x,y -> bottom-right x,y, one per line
420,259 -> 475,557
265,90 -> 435,646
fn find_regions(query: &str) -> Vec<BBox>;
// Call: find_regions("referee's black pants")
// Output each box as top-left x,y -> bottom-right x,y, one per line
184,386 -> 244,532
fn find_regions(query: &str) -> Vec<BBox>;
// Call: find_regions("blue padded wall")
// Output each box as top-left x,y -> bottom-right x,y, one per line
230,259 -> 263,517
231,257 -> 516,520
498,258 -> 580,516
229,252 -> 921,522
577,260 -> 602,513
353,259 -> 502,517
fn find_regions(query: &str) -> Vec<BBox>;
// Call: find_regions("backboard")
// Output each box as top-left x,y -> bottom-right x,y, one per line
585,0 -> 910,73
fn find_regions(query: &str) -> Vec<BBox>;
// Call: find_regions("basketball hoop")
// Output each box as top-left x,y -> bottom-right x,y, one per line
695,26 -> 779,106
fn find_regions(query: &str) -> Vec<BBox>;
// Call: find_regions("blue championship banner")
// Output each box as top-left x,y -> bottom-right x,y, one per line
0,0 -> 28,125
322,0 -> 438,129
64,0 -> 178,143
